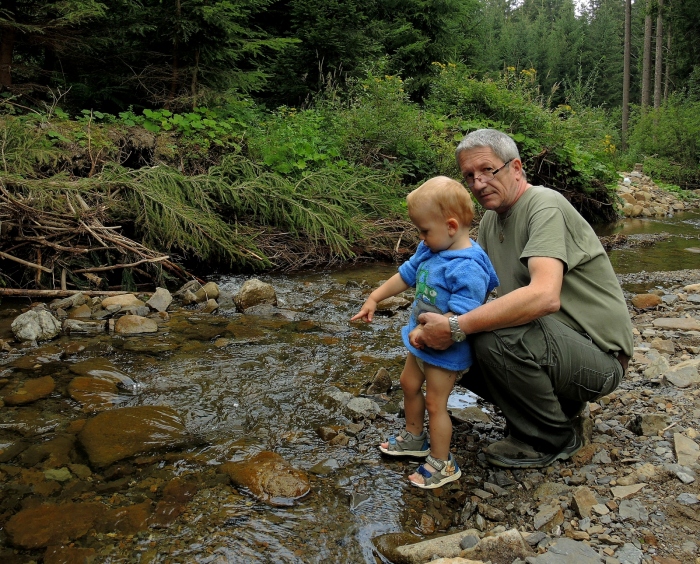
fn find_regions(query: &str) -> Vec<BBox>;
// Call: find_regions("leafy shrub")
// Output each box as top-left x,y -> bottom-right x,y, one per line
626,95 -> 700,189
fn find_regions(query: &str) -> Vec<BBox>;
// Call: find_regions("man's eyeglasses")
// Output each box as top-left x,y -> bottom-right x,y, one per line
463,159 -> 513,187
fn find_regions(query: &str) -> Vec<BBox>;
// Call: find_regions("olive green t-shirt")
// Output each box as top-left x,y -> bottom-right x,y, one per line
477,186 -> 633,356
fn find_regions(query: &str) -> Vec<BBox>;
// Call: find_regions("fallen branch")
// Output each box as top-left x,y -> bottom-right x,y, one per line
72,255 -> 170,273
0,288 -> 141,298
0,250 -> 53,273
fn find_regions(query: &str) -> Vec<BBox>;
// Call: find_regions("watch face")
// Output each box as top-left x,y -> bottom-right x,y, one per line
453,332 -> 466,342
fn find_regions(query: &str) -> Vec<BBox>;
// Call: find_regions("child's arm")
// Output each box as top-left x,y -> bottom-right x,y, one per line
350,273 -> 410,322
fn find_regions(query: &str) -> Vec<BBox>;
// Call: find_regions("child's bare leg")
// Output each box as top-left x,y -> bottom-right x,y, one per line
409,365 -> 457,485
379,353 -> 425,449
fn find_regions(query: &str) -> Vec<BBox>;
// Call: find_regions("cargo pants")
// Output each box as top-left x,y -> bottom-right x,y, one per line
460,315 -> 625,453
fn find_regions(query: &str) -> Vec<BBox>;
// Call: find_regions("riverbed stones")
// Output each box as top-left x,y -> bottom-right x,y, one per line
461,528 -> 535,563
652,317 -> 700,331
11,307 -> 62,342
663,359 -> 700,388
146,287 -> 173,312
394,529 -> 481,564
572,486 -> 599,518
44,546 -> 97,564
68,376 -> 120,412
114,314 -> 158,335
62,318 -> 107,335
221,451 -> 310,505
631,294 -> 662,309
78,406 -> 188,467
674,433 -> 700,467
4,501 -> 106,549
194,281 -> 220,302
234,278 -> 277,311
2,375 -> 55,405
101,294 -> 146,309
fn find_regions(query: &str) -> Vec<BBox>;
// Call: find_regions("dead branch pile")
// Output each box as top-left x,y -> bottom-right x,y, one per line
0,182 -> 195,291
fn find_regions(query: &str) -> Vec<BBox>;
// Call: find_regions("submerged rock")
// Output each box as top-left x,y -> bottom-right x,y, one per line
2,376 -> 55,405
221,451 -> 310,506
78,406 -> 189,467
5,502 -> 106,549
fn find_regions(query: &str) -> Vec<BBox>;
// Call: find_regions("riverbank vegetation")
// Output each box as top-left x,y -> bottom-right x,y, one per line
1,0 -> 699,290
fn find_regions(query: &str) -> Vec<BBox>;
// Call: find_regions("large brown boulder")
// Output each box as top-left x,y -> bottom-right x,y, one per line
78,406 -> 188,467
234,279 -> 277,311
221,451 -> 310,506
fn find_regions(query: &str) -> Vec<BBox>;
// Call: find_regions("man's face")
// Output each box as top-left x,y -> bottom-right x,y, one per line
457,147 -> 520,215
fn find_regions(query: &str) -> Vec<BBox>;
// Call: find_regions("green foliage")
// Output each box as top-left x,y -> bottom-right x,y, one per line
426,62 -> 618,196
626,95 -> 700,188
246,106 -> 346,175
334,64 -> 443,183
0,116 -> 61,176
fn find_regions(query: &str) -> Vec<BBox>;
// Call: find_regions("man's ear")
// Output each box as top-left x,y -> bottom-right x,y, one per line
511,158 -> 523,179
446,217 -> 459,234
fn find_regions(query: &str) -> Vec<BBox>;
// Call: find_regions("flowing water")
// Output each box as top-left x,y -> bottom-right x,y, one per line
0,211 -> 698,563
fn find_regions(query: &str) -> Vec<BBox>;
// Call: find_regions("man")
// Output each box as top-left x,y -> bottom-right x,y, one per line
410,129 -> 633,469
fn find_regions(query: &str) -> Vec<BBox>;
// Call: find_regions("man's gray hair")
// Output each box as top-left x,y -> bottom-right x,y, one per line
455,129 -> 521,162
455,129 -> 526,181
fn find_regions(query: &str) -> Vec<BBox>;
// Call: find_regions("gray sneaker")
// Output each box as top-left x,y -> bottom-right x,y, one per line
484,434 -> 582,469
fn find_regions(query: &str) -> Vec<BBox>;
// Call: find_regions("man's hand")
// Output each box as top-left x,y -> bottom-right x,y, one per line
412,312 -> 452,350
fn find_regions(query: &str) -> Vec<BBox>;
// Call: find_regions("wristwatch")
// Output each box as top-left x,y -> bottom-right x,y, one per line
448,315 -> 466,342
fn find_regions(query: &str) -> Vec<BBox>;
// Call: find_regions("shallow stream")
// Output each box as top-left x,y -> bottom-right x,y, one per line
0,211 -> 698,563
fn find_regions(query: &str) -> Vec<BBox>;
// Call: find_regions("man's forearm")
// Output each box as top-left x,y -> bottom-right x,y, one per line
457,285 -> 560,335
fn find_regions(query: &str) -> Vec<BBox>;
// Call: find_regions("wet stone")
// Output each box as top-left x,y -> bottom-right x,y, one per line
2,375 -> 55,405
67,376 -> 120,412
5,502 -> 106,549
221,451 -> 310,506
234,278 -> 277,311
44,545 -> 97,564
78,406 -> 189,467
114,314 -> 158,335
97,501 -> 154,535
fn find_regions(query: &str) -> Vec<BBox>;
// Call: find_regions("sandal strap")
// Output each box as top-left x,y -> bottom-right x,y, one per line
425,454 -> 446,471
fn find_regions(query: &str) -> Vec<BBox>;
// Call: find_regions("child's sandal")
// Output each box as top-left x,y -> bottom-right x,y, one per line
378,430 -> 430,458
409,454 -> 461,489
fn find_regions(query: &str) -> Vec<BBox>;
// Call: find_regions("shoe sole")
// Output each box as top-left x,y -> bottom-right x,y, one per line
378,445 -> 430,458
409,467 -> 462,489
485,443 -> 582,469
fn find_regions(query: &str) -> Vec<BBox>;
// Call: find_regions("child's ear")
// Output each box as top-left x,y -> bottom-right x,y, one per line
446,217 -> 459,234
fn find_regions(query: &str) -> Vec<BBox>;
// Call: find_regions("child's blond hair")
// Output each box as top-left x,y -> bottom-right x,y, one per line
406,176 -> 474,226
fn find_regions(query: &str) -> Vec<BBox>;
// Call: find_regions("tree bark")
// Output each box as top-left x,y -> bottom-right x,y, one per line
654,0 -> 664,109
641,0 -> 653,109
664,0 -> 672,102
622,0 -> 632,150
0,26 -> 15,88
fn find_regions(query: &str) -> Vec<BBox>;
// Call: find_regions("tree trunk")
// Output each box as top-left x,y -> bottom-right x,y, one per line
664,0 -> 672,102
641,0 -> 653,109
622,0 -> 632,150
654,0 -> 664,109
0,26 -> 15,88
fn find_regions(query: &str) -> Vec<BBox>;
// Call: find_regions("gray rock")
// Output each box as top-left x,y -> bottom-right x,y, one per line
664,359 -> 700,388
615,542 -> 643,564
146,287 -> 173,312
642,355 -> 670,379
461,528 -> 535,563
394,529 -> 481,563
674,433 -> 700,467
618,499 -> 648,523
525,538 -> 602,563
459,534 -> 479,549
345,396 -> 380,420
50,292 -> 87,311
676,493 -> 699,505
11,308 -> 62,342
62,319 -> 108,335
